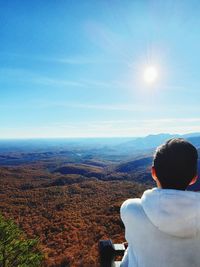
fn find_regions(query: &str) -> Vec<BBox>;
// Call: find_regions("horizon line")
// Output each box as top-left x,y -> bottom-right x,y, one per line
0,132 -> 199,141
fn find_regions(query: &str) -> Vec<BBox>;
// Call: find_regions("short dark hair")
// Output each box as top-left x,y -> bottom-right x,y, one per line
153,138 -> 198,190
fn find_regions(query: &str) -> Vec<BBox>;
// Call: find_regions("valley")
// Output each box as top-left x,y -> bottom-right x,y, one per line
0,134 -> 199,266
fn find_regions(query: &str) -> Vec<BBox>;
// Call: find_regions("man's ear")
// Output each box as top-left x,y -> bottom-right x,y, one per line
151,166 -> 157,182
152,166 -> 162,188
189,175 -> 198,185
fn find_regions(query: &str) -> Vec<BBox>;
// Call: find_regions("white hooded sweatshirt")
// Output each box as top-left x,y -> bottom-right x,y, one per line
120,188 -> 200,267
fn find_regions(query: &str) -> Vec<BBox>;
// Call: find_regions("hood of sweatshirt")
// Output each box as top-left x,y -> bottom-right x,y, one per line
141,188 -> 200,238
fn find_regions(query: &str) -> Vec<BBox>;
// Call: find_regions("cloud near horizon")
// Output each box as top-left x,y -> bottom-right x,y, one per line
1,117 -> 200,139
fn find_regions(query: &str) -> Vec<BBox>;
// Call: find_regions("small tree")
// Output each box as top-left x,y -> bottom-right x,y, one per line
0,214 -> 43,267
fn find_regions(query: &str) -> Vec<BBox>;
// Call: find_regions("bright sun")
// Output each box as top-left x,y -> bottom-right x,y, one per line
144,66 -> 158,84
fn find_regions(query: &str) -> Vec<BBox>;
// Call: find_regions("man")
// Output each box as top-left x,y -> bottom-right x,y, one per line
120,138 -> 200,267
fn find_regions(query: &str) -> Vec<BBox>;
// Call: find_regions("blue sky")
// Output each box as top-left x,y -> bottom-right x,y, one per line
1,0 -> 200,138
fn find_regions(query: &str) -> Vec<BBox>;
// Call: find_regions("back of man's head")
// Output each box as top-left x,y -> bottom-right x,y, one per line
153,138 -> 198,190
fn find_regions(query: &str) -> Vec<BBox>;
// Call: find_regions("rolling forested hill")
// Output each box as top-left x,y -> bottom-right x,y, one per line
0,134 -> 200,266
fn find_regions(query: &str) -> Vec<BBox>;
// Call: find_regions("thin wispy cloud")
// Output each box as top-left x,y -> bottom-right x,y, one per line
0,52 -> 123,65
0,67 -> 127,90
2,117 -> 200,139
0,68 -> 86,88
33,101 -> 152,112
32,100 -> 200,115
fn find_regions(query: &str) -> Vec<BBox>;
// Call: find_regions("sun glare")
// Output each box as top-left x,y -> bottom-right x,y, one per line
144,66 -> 158,84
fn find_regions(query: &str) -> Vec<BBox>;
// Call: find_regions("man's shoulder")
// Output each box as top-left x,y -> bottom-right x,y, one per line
120,198 -> 142,223
121,198 -> 141,211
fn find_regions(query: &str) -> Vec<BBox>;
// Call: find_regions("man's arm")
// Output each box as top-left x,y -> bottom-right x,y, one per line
120,201 -> 130,267
120,247 -> 129,267
120,199 -> 140,267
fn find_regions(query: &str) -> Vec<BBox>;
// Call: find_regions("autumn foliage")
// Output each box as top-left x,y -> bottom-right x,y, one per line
0,165 -> 148,266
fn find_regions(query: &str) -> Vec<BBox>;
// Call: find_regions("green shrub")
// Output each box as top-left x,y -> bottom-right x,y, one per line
0,215 -> 43,267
